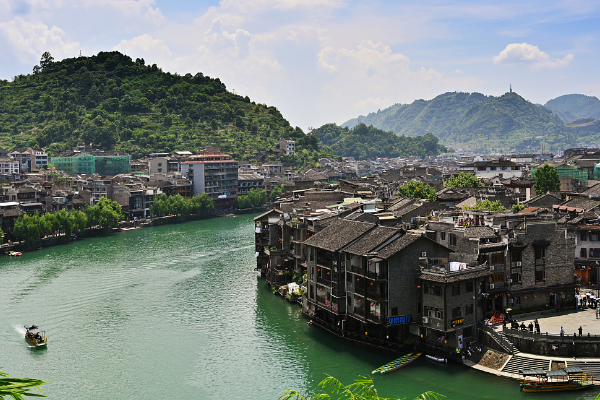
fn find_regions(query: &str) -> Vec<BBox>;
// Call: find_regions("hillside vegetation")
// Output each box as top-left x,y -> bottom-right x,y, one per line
0,51 -> 336,169
544,94 -> 600,122
343,92 -> 582,153
311,123 -> 447,160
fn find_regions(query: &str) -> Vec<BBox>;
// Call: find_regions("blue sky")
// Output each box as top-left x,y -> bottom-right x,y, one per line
1,0 -> 599,130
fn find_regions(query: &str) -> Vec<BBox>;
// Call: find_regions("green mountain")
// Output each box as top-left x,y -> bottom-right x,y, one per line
0,51 -> 336,169
342,92 -> 576,153
544,94 -> 600,122
311,123 -> 447,160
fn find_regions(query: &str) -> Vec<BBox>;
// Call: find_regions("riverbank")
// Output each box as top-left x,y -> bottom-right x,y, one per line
1,205 -> 269,256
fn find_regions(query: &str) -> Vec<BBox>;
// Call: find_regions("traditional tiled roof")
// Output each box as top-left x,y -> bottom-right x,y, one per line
303,219 -> 376,252
518,207 -> 540,214
345,226 -> 402,255
375,234 -> 424,260
464,226 -> 497,239
419,267 -> 491,283
557,197 -> 599,212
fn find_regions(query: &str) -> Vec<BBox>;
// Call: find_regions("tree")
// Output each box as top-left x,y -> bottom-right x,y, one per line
13,214 -> 43,250
533,164 -> 560,194
445,172 -> 484,188
85,197 -> 122,233
397,181 -> 437,201
39,51 -> 54,71
279,375 -> 442,400
0,367 -> 46,398
463,199 -> 506,211
270,185 -> 285,201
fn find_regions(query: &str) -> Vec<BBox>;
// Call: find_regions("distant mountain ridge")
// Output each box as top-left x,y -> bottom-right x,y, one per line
341,92 -> 600,153
544,94 -> 600,122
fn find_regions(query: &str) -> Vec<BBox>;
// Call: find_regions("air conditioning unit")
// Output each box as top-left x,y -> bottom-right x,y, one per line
489,284 -> 495,289
516,261 -> 522,267
490,265 -> 495,271
421,252 -> 427,257
422,317 -> 429,324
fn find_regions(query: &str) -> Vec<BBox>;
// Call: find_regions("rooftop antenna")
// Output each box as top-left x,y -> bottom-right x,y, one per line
510,84 -> 512,93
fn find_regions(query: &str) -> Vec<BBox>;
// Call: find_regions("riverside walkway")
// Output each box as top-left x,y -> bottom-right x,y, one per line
467,299 -> 600,382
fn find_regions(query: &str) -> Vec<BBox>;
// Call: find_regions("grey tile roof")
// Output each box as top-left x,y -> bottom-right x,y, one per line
374,234 -> 422,260
303,219 -> 376,252
464,226 -> 497,239
419,267 -> 491,283
345,226 -> 402,255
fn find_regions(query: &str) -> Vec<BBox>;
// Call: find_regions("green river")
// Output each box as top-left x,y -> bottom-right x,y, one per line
1,213 -> 598,399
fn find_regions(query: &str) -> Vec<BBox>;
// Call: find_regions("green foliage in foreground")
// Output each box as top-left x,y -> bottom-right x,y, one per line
85,197 -> 122,233
512,204 -> 525,213
235,189 -> 267,209
0,51 -> 337,169
532,164 -> 560,194
397,181 -> 437,201
13,210 -> 87,249
312,123 -> 447,160
149,193 -> 215,220
463,199 -> 506,211
270,185 -> 286,201
279,375 -> 443,400
445,172 -> 484,188
0,367 -> 46,399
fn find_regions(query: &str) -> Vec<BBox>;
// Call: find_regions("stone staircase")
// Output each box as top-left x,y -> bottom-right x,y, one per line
501,355 -> 550,375
567,360 -> 600,380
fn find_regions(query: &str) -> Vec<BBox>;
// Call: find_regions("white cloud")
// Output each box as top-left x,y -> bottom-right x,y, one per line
0,17 -> 79,62
114,34 -> 171,62
493,42 -> 574,69
82,0 -> 164,25
202,18 -> 251,58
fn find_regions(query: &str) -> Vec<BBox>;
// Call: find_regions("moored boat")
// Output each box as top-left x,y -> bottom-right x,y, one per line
425,354 -> 447,363
24,325 -> 47,347
372,353 -> 421,374
519,368 -> 594,392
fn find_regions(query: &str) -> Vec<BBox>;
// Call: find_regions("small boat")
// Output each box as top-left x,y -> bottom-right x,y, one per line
425,354 -> 447,363
9,251 -> 22,256
372,353 -> 421,374
519,368 -> 594,392
24,325 -> 47,347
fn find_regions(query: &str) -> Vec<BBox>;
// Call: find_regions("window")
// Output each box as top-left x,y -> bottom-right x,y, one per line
591,248 -> 600,258
466,282 -> 474,292
581,248 -> 588,258
535,248 -> 545,260
514,296 -> 520,306
452,307 -> 462,318
511,251 -> 522,263
449,234 -> 457,246
580,232 -> 588,241
465,304 -> 474,315
440,232 -> 446,241
463,326 -> 473,338
490,166 -> 496,171
493,273 -> 504,283
452,284 -> 460,295
511,273 -> 522,283
592,234 -> 600,242
535,270 -> 545,282
491,253 -> 504,265
309,248 -> 314,261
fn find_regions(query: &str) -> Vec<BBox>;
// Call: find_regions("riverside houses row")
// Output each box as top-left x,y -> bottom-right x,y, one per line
254,189 -> 578,354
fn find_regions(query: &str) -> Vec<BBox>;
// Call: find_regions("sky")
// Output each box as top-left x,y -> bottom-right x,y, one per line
1,0 -> 599,131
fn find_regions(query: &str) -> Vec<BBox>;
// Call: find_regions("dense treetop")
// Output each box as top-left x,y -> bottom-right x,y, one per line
0,51 -> 336,169
311,123 -> 447,160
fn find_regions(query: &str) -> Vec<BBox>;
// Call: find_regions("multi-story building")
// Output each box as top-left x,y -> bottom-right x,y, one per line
279,138 -> 295,155
51,154 -> 131,175
238,172 -> 264,196
180,147 -> 238,209
0,157 -> 20,176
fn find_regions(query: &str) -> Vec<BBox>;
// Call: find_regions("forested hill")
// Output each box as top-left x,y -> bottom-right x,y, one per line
0,51 -> 336,169
311,123 -> 447,160
544,94 -> 600,122
342,91 -> 577,153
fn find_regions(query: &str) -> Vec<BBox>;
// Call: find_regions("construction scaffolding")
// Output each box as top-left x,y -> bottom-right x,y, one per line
51,154 -> 131,175
531,165 -> 588,189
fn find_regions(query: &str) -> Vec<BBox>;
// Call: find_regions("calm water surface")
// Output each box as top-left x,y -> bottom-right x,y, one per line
1,214 -> 598,399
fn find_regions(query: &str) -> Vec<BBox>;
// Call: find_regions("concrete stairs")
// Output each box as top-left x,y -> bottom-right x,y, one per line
501,355 -> 549,375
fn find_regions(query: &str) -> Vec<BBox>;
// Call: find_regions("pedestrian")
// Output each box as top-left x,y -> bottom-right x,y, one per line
596,308 -> 599,319
579,326 -> 583,337
528,322 -> 533,332
560,326 -> 564,336
536,323 -> 541,334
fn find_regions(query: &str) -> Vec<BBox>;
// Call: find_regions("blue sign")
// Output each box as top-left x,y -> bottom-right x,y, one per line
387,316 -> 412,325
